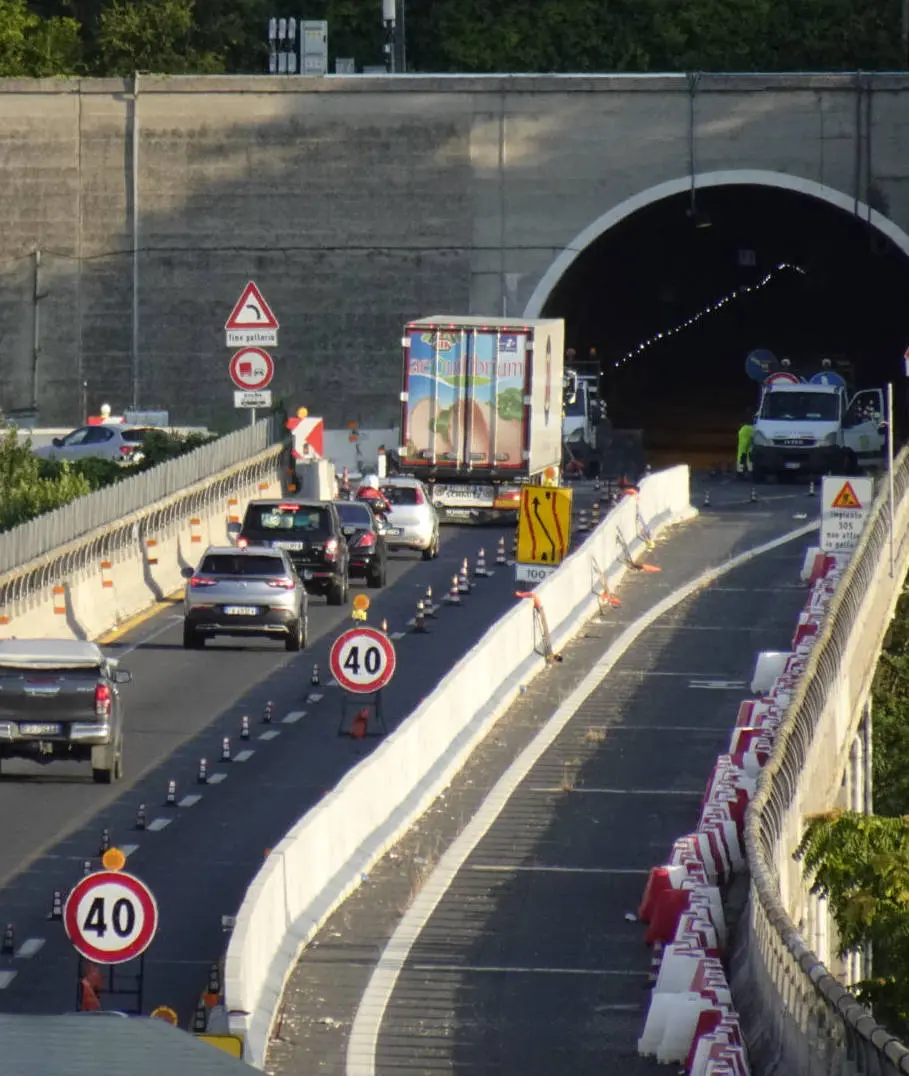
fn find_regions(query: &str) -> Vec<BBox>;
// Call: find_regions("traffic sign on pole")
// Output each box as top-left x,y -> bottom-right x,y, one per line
64,870 -> 159,965
329,627 -> 397,694
515,484 -> 573,583
229,347 -> 275,391
225,281 -> 279,347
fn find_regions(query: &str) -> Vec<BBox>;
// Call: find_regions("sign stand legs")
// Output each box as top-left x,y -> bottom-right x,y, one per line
337,689 -> 387,737
76,953 -> 145,1014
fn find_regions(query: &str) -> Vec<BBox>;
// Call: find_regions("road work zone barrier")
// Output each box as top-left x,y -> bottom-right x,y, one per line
224,466 -> 696,1067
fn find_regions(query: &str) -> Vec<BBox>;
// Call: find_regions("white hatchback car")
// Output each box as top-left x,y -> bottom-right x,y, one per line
379,477 -> 441,560
33,425 -> 159,465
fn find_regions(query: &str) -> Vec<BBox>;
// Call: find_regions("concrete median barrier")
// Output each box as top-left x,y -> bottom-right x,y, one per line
224,466 -> 696,1068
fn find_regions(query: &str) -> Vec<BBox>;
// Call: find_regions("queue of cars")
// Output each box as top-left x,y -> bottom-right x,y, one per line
182,475 -> 441,651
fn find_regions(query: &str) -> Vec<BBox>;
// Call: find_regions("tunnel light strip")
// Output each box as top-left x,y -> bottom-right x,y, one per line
613,262 -> 807,368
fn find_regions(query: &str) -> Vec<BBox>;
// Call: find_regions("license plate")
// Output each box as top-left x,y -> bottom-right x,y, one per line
19,722 -> 61,736
385,528 -> 404,537
784,462 -> 802,470
434,484 -> 495,505
224,605 -> 260,616
273,541 -> 304,551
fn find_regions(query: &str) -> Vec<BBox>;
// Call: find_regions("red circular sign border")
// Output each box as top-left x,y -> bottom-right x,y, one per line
63,870 -> 159,965
329,627 -> 397,694
229,347 -> 275,391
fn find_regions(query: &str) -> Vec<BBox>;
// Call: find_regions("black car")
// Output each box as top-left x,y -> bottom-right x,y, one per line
335,500 -> 388,588
231,499 -> 350,606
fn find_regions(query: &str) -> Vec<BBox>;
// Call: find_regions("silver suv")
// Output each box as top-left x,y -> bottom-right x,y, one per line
182,546 -> 309,651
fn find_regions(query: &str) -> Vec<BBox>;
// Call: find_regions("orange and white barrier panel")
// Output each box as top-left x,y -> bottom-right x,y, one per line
100,560 -> 113,589
189,517 -> 203,544
53,585 -> 66,615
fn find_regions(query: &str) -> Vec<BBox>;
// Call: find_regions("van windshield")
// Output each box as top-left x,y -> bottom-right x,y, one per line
760,392 -> 839,422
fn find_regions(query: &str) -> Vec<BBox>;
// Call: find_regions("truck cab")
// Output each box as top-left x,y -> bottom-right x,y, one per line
562,371 -> 602,475
751,383 -> 885,480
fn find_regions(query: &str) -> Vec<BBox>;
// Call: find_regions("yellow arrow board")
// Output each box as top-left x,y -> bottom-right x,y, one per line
517,486 -> 573,566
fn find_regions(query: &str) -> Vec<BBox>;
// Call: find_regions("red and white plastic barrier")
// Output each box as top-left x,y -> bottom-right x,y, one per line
636,548 -> 851,1072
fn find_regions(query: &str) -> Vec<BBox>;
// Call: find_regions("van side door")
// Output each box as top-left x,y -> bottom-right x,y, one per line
842,389 -> 886,470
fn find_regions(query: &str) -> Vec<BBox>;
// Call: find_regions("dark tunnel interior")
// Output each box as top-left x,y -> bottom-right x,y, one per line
542,184 -> 909,466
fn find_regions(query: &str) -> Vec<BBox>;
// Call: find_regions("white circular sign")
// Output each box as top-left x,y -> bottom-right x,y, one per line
329,627 -> 397,694
64,870 -> 158,965
229,347 -> 275,390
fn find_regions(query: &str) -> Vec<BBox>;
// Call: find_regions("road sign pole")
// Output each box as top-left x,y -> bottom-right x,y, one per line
250,407 -> 256,427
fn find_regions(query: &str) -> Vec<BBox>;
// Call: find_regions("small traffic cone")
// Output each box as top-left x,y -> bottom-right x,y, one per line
135,804 -> 147,831
380,617 -> 388,633
511,532 -> 518,557
808,479 -> 815,496
424,584 -> 436,615
458,560 -> 471,594
166,778 -> 177,806
79,975 -> 101,1012
475,548 -> 491,577
446,575 -> 461,605
82,859 -> 92,876
2,924 -> 14,955
413,599 -> 426,632
311,664 -> 321,687
48,890 -> 63,921
703,490 -> 711,507
576,509 -> 589,532
207,962 -> 221,997
591,502 -> 600,527
750,487 -> 758,503
221,737 -> 232,763
197,758 -> 208,784
496,537 -> 507,565
98,828 -> 111,856
351,710 -> 369,740
593,477 -> 601,493
240,715 -> 250,740
263,700 -> 273,724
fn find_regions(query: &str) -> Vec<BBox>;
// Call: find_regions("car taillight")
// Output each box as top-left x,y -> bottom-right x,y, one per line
190,576 -> 217,587
324,538 -> 339,561
236,538 -> 249,548
414,487 -> 425,505
267,578 -> 296,589
94,683 -> 112,718
119,445 -> 134,456
356,532 -> 376,548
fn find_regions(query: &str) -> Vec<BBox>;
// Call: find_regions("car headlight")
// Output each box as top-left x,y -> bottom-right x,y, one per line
752,430 -> 769,447
819,432 -> 837,447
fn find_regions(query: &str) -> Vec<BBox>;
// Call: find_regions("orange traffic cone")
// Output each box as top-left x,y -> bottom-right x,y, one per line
351,710 -> 369,739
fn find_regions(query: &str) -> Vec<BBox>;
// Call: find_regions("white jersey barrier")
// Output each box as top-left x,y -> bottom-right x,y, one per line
635,547 -> 851,1072
225,467 -> 696,1067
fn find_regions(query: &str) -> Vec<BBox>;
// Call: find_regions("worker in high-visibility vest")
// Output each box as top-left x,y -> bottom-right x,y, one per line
736,414 -> 754,478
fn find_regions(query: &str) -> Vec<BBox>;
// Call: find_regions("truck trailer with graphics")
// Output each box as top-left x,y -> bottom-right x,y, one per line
398,316 -> 565,522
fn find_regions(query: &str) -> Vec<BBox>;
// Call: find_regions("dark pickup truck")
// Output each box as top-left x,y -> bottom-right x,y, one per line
0,639 -> 131,784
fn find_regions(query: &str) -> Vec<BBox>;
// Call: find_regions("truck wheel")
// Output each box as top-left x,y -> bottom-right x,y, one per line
92,766 -> 113,784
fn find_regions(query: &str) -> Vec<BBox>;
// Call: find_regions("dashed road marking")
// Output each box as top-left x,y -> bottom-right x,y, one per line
258,730 -> 281,741
118,844 -> 139,858
531,786 -> 703,796
689,679 -> 747,690
410,963 -> 641,976
15,938 -> 45,959
390,632 -> 406,641
178,794 -> 202,808
282,711 -> 306,724
207,772 -> 228,785
233,749 -> 254,762
307,693 -> 324,704
468,864 -> 648,875
148,818 -> 171,832
327,681 -> 340,689
0,971 -> 17,989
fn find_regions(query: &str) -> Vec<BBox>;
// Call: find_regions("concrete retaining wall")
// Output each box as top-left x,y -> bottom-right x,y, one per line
224,465 -> 695,1068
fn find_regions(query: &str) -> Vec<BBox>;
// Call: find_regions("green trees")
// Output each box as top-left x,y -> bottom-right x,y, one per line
1,0 -> 905,78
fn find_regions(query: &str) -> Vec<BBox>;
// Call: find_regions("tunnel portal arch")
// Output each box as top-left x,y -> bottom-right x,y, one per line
523,169 -> 909,319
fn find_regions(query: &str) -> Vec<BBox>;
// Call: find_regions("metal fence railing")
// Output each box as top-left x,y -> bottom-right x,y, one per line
0,418 -> 282,576
734,447 -> 909,1075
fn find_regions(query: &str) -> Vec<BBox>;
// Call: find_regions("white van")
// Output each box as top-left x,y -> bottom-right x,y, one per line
750,383 -> 885,481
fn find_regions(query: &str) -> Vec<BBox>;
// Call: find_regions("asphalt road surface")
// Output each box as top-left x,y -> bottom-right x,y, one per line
266,477 -> 819,1075
0,522 -> 545,1022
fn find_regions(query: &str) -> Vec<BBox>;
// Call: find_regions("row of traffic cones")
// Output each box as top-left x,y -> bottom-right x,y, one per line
702,478 -> 818,508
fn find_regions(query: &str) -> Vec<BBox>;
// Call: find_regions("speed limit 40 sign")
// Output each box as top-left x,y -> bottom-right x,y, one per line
329,627 -> 397,694
64,870 -> 159,965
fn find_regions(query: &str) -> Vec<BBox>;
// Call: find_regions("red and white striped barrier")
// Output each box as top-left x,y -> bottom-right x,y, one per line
636,545 -> 852,1072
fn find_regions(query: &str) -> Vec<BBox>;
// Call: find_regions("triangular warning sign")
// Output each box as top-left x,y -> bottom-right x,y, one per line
831,481 -> 862,509
225,282 -> 279,330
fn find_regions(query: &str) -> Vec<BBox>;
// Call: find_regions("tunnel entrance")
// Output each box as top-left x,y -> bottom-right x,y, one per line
531,174 -> 909,470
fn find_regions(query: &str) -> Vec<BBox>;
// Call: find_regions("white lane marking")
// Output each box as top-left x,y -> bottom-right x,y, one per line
115,615 -> 183,658
234,749 -> 254,763
0,971 -> 16,989
410,964 -> 640,976
118,844 -> 139,858
390,632 -> 406,641
15,938 -> 45,959
346,519 -> 817,1076
468,865 -> 648,876
148,818 -> 171,832
307,693 -> 324,703
282,710 -> 307,724
258,730 -> 281,741
207,772 -> 228,785
530,786 -> 702,796
616,671 -> 746,680
327,681 -> 340,689
689,679 -> 748,690
178,794 -> 202,808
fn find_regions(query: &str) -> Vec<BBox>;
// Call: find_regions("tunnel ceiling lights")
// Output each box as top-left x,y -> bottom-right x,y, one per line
613,263 -> 807,369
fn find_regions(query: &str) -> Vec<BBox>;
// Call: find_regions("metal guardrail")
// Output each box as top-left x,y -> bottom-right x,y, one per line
736,448 -> 909,1075
0,418 -> 282,576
